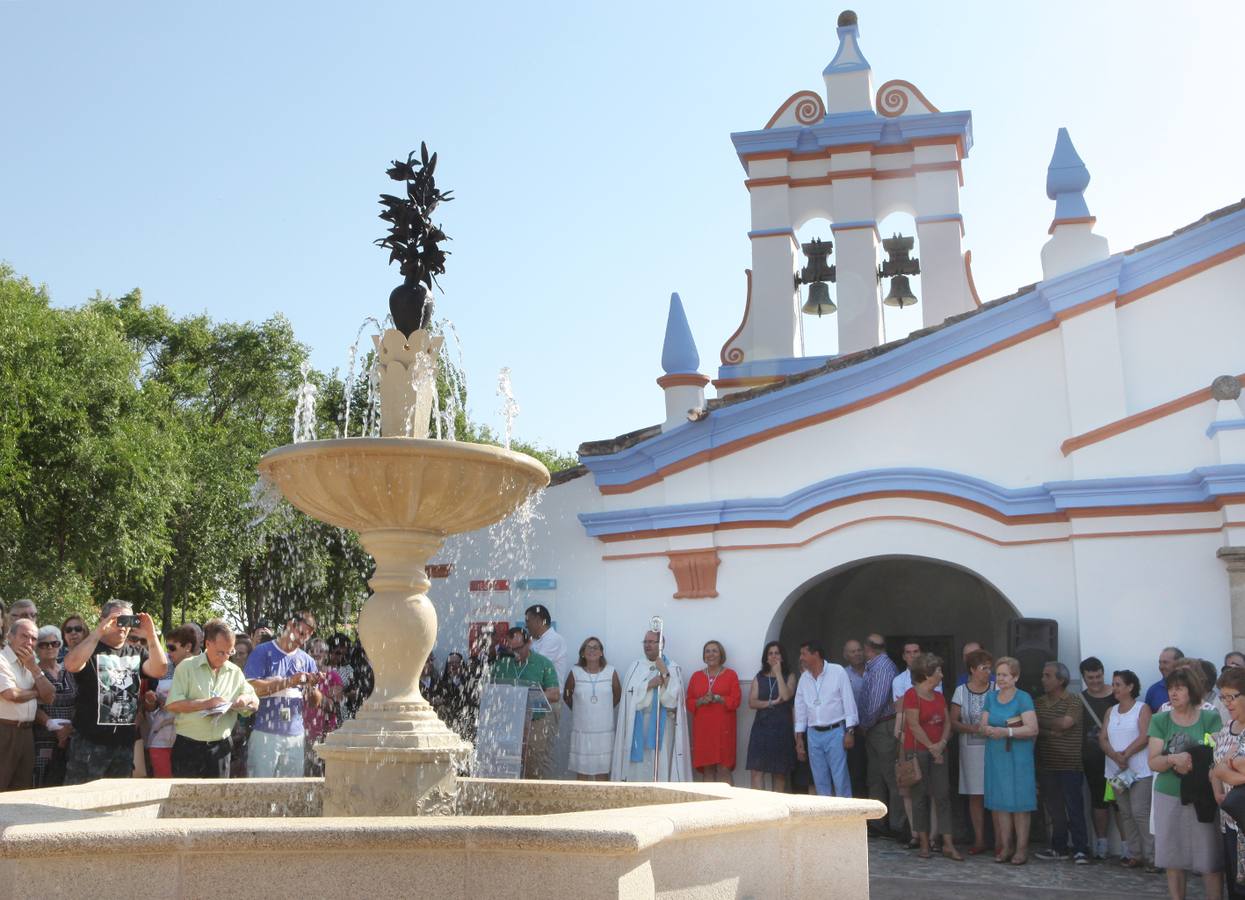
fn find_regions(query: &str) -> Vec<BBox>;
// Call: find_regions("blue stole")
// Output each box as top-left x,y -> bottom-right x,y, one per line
630,657 -> 669,763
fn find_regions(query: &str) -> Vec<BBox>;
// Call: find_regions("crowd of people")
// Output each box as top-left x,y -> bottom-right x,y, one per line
7,594 -> 1245,898
0,597 -> 374,787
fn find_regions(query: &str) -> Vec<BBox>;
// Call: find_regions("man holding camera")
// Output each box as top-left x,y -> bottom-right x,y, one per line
63,599 -> 169,783
244,611 -> 322,777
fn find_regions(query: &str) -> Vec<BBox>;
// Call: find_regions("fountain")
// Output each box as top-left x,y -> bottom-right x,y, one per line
0,147 -> 882,898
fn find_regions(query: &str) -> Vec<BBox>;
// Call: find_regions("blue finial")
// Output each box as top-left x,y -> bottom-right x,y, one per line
824,10 -> 870,75
1046,128 -> 1092,222
661,292 -> 700,375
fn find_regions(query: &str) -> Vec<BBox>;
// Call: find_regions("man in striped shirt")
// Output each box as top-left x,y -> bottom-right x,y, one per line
861,634 -> 905,839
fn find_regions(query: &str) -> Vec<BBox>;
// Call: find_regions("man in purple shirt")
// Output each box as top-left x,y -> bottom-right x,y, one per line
244,611 -> 322,777
860,633 -> 905,839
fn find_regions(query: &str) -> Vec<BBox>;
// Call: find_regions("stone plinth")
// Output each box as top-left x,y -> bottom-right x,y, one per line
0,779 -> 882,899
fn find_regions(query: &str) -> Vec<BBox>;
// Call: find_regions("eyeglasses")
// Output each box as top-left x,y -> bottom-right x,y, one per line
63,626 -> 85,634
37,641 -> 61,648
1224,692 -> 1243,704
127,636 -> 148,645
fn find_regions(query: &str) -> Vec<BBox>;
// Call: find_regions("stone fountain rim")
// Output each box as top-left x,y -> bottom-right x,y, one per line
259,436 -> 552,485
0,778 -> 884,858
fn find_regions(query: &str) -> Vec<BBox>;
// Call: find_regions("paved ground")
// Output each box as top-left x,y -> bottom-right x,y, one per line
868,837 -> 1176,899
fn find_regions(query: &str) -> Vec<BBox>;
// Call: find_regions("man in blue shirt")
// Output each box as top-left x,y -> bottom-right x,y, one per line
244,611 -> 322,777
1143,646 -> 1182,712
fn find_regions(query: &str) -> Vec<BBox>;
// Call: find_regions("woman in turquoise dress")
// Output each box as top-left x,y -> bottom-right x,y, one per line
980,655 -> 1039,865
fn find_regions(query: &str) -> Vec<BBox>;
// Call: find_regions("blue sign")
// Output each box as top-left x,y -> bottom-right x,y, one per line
515,578 -> 557,591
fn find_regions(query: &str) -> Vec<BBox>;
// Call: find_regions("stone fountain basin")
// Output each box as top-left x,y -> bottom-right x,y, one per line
0,779 -> 882,899
258,438 -> 550,534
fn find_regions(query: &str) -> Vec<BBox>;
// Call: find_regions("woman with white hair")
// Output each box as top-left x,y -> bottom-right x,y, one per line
32,624 -> 77,786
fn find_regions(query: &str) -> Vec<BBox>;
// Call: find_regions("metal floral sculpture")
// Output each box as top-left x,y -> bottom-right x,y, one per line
376,143 -> 453,336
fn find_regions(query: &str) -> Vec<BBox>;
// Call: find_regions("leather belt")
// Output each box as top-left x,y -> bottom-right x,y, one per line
0,718 -> 33,729
811,721 -> 846,732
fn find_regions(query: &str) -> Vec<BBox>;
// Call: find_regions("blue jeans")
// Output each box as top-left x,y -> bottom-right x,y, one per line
807,725 -> 852,797
1038,770 -> 1089,855
247,730 -> 305,778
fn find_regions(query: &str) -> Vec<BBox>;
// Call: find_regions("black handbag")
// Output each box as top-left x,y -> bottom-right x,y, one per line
1222,784 -> 1245,826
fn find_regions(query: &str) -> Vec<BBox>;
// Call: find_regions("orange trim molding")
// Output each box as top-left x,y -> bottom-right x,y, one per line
876,79 -> 941,118
657,373 -> 709,389
964,250 -> 982,308
1048,216 -> 1097,235
740,135 -> 963,166
1052,290 -> 1116,323
1116,243 -> 1245,308
712,375 -> 786,390
603,317 -> 1059,495
666,549 -> 720,599
719,269 -> 752,366
601,516 -> 1231,560
763,90 -> 825,130
1060,370 -> 1245,456
743,161 -> 961,191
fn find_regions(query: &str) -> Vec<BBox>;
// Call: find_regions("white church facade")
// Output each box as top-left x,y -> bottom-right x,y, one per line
433,12 -> 1245,774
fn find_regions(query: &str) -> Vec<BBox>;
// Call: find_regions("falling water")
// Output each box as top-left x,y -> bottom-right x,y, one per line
292,363 -> 319,443
496,368 -> 520,451
433,318 -> 467,441
340,316 -> 389,438
244,475 -> 286,529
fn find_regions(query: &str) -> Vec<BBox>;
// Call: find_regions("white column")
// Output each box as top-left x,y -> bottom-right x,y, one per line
914,218 -> 971,328
1059,302 -> 1128,476
833,227 -> 882,355
1220,547 -> 1245,653
747,230 -> 802,360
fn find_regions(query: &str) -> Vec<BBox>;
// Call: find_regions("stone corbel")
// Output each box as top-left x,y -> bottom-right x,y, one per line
666,549 -> 720,599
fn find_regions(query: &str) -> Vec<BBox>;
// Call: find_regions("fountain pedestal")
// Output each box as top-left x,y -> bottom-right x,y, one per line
316,528 -> 468,816
257,429 -> 550,817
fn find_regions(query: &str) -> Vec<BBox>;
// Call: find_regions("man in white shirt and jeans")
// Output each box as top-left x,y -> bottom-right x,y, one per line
794,639 -> 859,797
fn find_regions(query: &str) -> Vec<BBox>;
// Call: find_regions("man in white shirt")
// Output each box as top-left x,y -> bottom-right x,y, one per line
794,639 -> 858,797
892,641 -> 942,735
525,605 -> 568,688
0,619 -> 55,790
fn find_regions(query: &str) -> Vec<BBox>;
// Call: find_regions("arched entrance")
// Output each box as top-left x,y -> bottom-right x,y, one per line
775,555 -> 1019,681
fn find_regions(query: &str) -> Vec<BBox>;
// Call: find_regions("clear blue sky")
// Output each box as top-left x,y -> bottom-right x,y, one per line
3,2 -> 1242,454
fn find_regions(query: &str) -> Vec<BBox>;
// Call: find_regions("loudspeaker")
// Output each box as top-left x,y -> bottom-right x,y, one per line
1007,618 -> 1058,697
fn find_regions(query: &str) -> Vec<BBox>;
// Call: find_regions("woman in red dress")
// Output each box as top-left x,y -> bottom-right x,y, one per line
687,640 -> 742,782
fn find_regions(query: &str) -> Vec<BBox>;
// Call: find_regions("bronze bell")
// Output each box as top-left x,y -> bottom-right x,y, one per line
882,274 -> 918,308
801,281 -> 837,316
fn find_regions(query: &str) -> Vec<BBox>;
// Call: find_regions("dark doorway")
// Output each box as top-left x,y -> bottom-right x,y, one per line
777,556 -> 1017,680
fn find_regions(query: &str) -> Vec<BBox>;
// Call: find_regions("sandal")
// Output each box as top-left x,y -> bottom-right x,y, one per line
1120,858 -> 1142,869
968,845 -> 987,856
917,849 -> 931,860
943,848 -> 965,862
994,849 -> 1013,864
1010,852 -> 1028,866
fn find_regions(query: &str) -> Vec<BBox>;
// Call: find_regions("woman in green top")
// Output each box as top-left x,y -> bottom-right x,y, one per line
1147,665 -> 1223,899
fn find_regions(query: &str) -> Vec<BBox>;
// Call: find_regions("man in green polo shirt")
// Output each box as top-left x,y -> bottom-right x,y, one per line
165,619 -> 258,778
490,626 -> 560,778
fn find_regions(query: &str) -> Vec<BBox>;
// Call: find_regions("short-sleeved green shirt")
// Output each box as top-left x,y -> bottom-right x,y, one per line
1147,707 -> 1222,797
490,651 -> 558,719
168,653 -> 257,743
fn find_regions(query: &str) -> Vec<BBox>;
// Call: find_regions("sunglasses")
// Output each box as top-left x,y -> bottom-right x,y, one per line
63,625 -> 86,634
37,640 -> 61,648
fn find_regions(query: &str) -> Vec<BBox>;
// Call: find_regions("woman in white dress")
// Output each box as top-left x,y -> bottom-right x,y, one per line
564,636 -> 622,780
950,648 -> 994,855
